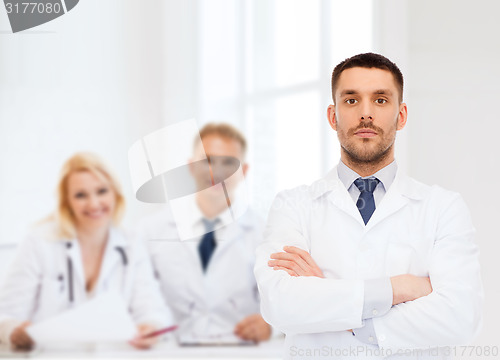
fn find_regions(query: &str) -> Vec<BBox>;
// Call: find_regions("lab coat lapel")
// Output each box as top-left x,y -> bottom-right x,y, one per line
185,239 -> 204,273
66,240 -> 85,294
210,202 -> 247,257
328,185 -> 365,226
96,228 -> 128,289
364,171 -> 423,231
316,168 -> 365,226
168,201 -> 205,270
212,215 -> 250,258
319,166 -> 424,229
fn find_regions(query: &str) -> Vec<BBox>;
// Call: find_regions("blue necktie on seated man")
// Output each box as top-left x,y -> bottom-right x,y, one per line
198,219 -> 217,271
354,178 -> 380,225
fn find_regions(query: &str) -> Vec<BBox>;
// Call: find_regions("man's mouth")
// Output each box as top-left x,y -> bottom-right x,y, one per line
354,129 -> 378,138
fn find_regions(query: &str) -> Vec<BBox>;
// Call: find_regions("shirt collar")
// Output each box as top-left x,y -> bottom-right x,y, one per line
309,162 -> 423,201
337,160 -> 398,192
184,198 -> 235,230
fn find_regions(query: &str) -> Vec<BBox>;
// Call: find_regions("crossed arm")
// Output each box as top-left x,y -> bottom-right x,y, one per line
268,246 -> 433,307
255,191 -> 482,350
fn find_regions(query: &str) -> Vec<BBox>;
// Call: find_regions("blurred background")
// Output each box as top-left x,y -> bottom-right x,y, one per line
0,0 -> 498,350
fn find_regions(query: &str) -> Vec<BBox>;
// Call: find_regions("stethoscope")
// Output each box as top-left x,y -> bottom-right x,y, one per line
63,242 -> 128,303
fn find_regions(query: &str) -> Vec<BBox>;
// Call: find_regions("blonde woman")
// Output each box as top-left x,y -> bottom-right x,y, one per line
0,152 -> 174,349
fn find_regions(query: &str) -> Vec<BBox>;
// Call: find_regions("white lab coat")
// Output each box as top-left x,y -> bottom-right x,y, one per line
138,201 -> 265,338
255,166 -> 483,359
0,221 -> 174,344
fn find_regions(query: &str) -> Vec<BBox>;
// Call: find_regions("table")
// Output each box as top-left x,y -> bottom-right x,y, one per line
0,337 -> 285,359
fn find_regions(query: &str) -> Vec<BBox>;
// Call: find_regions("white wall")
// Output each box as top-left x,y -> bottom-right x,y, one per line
1,0 -> 497,349
0,0 -> 194,247
375,0 -> 500,349
0,0 -> 130,243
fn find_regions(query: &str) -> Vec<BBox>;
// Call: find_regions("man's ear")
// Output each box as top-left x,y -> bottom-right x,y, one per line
397,103 -> 408,131
327,104 -> 337,131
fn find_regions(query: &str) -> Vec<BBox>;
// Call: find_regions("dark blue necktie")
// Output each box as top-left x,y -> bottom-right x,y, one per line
199,219 -> 217,272
354,177 -> 380,225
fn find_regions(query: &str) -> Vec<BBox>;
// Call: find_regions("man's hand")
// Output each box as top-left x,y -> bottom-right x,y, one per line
129,323 -> 159,349
268,246 -> 324,278
391,274 -> 433,305
234,314 -> 271,343
10,321 -> 34,350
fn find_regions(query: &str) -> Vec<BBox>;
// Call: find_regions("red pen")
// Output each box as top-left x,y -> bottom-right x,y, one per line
141,325 -> 178,339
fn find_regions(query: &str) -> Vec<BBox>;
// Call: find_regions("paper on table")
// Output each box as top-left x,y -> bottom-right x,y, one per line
27,291 -> 137,344
178,332 -> 254,346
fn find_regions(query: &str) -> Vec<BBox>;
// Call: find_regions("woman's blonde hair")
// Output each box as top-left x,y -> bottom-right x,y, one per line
55,152 -> 126,239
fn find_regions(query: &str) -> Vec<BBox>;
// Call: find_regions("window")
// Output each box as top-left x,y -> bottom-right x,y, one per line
197,0 -> 373,216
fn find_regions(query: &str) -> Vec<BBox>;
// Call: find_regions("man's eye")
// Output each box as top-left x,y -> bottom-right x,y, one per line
98,187 -> 109,195
345,99 -> 357,105
75,192 -> 86,199
375,98 -> 387,104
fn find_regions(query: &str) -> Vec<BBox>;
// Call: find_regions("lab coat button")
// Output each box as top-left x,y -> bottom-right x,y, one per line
368,336 -> 374,343
372,309 -> 378,316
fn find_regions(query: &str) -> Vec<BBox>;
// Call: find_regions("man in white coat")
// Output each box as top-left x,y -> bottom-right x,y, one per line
254,53 -> 483,359
139,123 -> 272,344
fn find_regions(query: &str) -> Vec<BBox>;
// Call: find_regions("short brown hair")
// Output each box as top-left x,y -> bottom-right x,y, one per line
195,122 -> 247,157
331,52 -> 404,103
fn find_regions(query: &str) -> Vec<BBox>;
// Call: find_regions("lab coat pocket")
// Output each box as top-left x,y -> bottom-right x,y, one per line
385,241 -> 429,277
385,243 -> 416,276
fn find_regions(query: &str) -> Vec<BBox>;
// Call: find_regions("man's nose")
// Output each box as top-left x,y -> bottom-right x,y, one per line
360,102 -> 374,121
